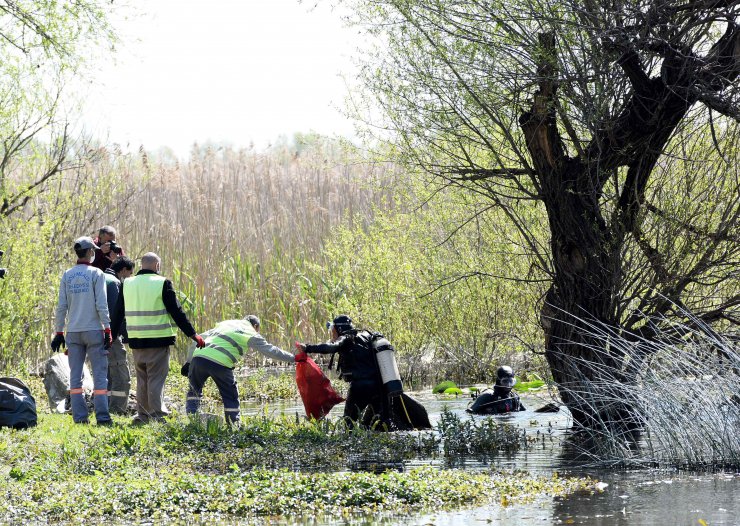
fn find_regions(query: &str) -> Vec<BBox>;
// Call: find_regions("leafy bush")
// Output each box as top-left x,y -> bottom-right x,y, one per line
433,380 -> 457,393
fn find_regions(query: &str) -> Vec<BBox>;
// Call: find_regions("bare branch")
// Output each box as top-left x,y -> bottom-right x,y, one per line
447,167 -> 532,181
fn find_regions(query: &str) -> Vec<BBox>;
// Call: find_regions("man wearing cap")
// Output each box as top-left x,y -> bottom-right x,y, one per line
181,315 -> 295,424
467,365 -> 526,414
110,252 -> 205,424
52,236 -> 113,425
296,315 -> 388,428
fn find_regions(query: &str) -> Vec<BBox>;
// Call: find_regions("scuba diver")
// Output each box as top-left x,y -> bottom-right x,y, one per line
467,365 -> 526,415
296,315 -> 430,430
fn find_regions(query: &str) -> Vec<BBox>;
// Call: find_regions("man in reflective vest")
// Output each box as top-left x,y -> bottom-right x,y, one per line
111,252 -> 205,424
182,315 -> 295,424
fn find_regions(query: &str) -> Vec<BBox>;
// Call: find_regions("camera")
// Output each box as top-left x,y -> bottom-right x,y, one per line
108,241 -> 123,255
0,250 -> 6,279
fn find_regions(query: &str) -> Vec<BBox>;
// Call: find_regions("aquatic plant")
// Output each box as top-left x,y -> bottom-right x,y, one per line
514,380 -> 546,392
436,407 -> 528,458
433,381 -> 457,393
0,414 -> 594,523
551,307 -> 740,469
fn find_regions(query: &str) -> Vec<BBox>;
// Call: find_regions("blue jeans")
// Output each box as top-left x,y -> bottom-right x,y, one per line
186,357 -> 240,423
67,331 -> 110,424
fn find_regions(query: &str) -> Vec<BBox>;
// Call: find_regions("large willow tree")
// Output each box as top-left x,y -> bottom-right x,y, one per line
346,0 -> 740,434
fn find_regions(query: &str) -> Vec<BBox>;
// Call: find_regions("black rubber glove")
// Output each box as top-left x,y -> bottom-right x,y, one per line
180,362 -> 190,377
51,333 -> 65,352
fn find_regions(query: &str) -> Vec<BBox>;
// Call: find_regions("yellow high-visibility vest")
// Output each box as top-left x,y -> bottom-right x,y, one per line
193,319 -> 257,368
124,274 -> 176,339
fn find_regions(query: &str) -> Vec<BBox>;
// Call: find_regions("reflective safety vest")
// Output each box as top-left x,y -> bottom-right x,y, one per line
193,319 -> 257,368
123,274 -> 176,339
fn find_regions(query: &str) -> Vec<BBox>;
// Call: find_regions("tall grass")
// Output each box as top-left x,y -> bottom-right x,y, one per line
1,136 -> 394,369
551,307 -> 740,468
90,137 -> 395,359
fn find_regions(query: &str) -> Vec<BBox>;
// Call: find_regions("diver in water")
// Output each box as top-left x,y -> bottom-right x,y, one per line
467,365 -> 526,414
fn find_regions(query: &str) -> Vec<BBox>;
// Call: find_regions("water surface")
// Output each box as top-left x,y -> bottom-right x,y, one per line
234,390 -> 740,525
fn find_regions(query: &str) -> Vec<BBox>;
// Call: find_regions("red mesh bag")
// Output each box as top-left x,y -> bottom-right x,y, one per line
295,351 -> 344,420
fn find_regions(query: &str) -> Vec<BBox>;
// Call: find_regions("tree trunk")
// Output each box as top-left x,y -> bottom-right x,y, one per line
535,160 -> 639,435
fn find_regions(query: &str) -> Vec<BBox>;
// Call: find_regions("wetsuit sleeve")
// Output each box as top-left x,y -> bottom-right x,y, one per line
304,334 -> 352,354
248,334 -> 295,363
162,279 -> 196,338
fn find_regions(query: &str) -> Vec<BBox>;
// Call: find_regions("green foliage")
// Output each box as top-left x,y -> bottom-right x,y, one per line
433,380 -> 457,393
0,413 -> 594,522
322,181 -> 546,383
443,387 -> 463,395
0,221 -> 58,362
239,370 -> 298,401
514,380 -> 545,392
436,407 -> 528,457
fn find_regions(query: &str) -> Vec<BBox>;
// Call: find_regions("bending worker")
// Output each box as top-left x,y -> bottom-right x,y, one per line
467,366 -> 526,415
182,315 -> 295,424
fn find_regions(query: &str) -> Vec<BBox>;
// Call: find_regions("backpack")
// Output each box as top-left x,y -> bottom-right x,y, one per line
330,330 -> 393,384
0,377 -> 38,429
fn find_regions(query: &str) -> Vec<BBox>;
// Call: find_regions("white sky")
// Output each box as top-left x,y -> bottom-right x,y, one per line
81,0 -> 359,156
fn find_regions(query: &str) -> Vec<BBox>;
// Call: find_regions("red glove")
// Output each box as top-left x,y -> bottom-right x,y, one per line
103,328 -> 112,350
294,342 -> 307,362
193,334 -> 206,348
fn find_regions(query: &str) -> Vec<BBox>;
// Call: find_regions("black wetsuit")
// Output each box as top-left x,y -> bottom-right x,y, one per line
305,330 -> 387,426
467,386 -> 525,414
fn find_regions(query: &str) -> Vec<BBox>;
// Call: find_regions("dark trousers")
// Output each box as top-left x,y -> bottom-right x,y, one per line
107,338 -> 131,414
186,357 -> 241,423
344,380 -> 387,429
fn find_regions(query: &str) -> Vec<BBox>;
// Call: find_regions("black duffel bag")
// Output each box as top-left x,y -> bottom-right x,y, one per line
0,377 -> 37,429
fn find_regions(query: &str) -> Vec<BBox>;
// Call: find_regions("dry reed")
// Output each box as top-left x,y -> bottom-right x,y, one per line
116,139 -> 396,357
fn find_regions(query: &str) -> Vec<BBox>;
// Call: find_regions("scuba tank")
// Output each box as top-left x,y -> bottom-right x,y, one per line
371,334 -> 403,396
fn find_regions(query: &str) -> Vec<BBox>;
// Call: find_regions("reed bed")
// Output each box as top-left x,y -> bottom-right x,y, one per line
550,309 -> 740,468
0,138 -> 395,369
115,139 -> 396,358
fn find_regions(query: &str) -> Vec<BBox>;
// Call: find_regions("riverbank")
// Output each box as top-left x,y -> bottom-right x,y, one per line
0,413 -> 596,523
